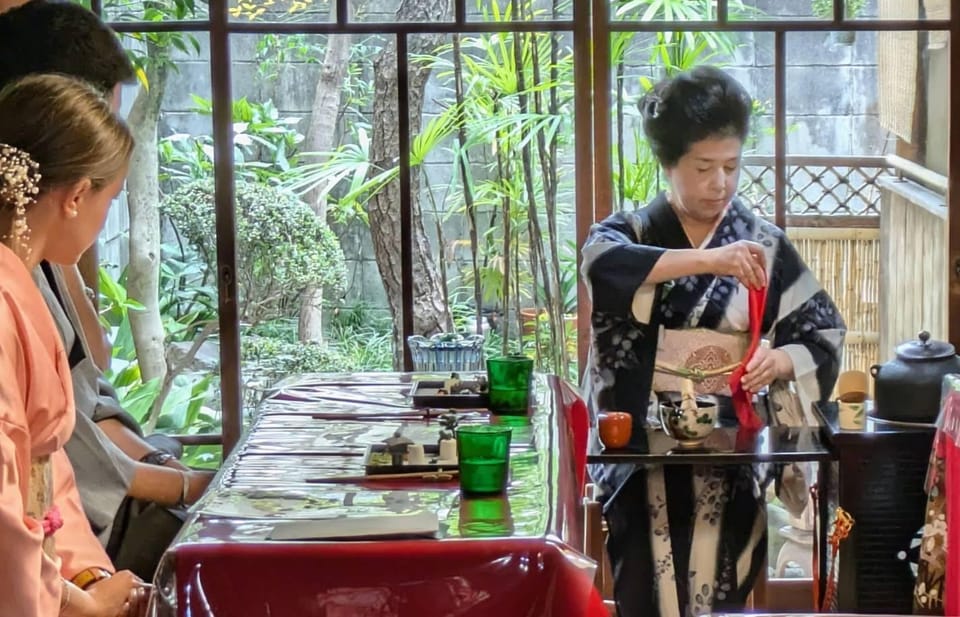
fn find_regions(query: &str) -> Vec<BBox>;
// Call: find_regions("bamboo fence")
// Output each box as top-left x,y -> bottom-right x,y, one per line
787,226 -> 881,385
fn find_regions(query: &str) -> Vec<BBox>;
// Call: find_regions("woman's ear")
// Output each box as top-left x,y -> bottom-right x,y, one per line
59,178 -> 93,219
662,165 -> 676,186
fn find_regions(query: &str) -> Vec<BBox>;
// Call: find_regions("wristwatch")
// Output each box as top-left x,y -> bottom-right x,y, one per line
140,450 -> 175,466
71,567 -> 112,590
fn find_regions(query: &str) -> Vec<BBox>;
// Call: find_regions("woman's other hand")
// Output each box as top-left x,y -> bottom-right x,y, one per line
741,346 -> 793,393
185,469 -> 215,505
85,570 -> 143,617
707,240 -> 766,289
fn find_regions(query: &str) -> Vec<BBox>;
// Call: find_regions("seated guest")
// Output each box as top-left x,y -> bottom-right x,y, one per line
0,72 -> 146,617
0,0 -> 214,580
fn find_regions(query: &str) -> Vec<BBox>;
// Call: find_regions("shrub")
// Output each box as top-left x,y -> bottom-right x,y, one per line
161,180 -> 347,325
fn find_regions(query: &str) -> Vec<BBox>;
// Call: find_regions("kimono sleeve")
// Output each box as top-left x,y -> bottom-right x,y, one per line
52,448 -> 115,579
0,323 -> 61,615
767,236 -> 846,422
581,211 -> 665,318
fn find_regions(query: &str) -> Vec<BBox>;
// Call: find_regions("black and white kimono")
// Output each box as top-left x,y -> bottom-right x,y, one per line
581,193 -> 845,617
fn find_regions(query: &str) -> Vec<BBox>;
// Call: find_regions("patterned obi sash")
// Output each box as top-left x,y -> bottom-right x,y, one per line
652,328 -> 749,396
26,455 -> 62,559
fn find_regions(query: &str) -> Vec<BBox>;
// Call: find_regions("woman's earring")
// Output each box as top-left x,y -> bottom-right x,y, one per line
67,209 -> 78,219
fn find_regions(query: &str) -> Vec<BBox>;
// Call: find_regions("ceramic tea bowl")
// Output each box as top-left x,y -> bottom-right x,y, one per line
659,395 -> 718,447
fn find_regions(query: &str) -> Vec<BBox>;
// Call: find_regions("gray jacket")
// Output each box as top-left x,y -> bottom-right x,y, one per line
35,263 -> 137,542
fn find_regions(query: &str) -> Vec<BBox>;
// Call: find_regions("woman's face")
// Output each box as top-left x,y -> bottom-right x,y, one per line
664,135 -> 743,225
45,170 -> 127,265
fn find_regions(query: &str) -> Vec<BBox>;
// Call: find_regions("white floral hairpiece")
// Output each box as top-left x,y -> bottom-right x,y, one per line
0,143 -> 41,256
0,144 -> 41,208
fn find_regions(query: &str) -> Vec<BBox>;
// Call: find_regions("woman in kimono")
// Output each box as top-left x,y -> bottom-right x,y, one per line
0,74 -> 146,616
581,66 -> 846,616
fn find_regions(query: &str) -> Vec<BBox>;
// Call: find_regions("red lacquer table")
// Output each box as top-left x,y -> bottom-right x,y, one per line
152,373 -> 602,616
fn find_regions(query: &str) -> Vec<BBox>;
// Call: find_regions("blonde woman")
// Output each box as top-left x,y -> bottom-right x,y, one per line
0,74 -> 145,616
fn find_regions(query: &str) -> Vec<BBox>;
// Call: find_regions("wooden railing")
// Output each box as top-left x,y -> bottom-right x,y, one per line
740,154 -> 948,378
739,155 -> 887,379
741,154 -> 892,223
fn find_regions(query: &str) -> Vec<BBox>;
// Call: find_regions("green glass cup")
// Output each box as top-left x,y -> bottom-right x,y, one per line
455,425 -> 512,496
486,355 -> 533,415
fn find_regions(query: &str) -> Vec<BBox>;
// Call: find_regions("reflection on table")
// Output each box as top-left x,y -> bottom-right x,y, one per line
153,372 -> 601,617
588,424 -> 833,465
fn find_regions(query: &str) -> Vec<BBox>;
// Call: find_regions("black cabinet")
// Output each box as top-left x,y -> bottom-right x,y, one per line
818,403 -> 935,614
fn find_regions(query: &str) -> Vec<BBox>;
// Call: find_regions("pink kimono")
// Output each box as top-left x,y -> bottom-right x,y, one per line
0,243 -> 114,616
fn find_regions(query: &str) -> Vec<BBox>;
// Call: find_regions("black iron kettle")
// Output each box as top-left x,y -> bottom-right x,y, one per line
870,331 -> 960,423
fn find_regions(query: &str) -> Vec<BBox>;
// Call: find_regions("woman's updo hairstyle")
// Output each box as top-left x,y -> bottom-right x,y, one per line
639,66 -> 753,168
0,73 -> 132,254
0,73 -> 133,198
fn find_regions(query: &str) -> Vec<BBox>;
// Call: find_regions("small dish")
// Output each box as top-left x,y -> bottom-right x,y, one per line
363,443 -> 458,475
410,379 -> 489,408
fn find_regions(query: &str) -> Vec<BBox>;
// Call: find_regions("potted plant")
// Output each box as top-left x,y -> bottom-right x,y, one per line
812,0 -> 866,44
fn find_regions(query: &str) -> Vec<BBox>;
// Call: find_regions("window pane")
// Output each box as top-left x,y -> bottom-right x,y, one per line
228,27 -> 578,379
608,30 -> 773,214
102,32 -> 221,466
468,0 -> 573,22
349,0 -> 454,23
783,28 -> 951,403
852,0 -> 950,20
729,0 -> 949,22
783,28 -> 885,392
103,0 -> 209,22
229,0 -> 333,23
732,0 -> 818,20
611,0 -> 726,22
227,33 -> 392,389
410,30 -> 578,380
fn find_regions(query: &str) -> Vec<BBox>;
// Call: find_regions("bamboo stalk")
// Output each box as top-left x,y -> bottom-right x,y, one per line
452,34 -> 482,337
513,22 -> 552,367
494,97 -> 511,353
530,9 -> 566,378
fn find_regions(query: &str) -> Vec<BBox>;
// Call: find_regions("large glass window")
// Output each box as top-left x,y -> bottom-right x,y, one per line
89,1 -> 955,483
65,0 -> 956,608
92,1 -> 583,458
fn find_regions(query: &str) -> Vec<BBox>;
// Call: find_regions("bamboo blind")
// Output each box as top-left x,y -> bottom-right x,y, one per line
787,227 -> 881,384
878,187 -> 948,363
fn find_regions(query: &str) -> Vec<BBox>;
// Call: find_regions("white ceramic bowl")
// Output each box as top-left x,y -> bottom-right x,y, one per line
659,398 -> 718,447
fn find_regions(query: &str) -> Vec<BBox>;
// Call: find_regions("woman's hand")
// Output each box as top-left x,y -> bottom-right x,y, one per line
707,240 -> 767,289
741,346 -> 793,393
185,469 -> 215,505
85,570 -> 146,617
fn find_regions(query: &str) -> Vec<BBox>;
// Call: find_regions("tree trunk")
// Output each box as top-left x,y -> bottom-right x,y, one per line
125,47 -> 169,385
298,33 -> 352,343
368,0 -> 453,368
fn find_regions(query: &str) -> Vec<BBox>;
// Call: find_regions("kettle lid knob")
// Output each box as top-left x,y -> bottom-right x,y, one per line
897,330 -> 955,360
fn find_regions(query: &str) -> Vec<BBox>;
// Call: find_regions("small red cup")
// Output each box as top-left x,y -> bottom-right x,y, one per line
598,412 -> 632,449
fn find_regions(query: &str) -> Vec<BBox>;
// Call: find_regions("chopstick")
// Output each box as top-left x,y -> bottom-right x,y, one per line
309,413 -> 423,421
305,470 -> 458,483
